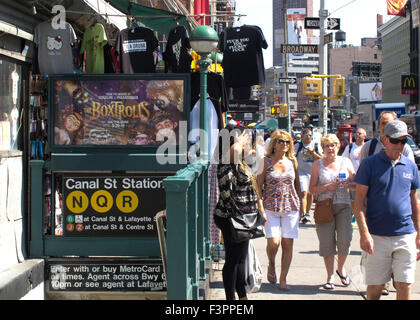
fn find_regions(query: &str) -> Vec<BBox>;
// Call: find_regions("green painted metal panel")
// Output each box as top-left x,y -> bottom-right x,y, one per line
29,160 -> 45,257
43,237 -> 160,257
50,154 -> 185,172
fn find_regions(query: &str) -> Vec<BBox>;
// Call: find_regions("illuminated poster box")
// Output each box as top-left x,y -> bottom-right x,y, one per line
49,74 -> 189,152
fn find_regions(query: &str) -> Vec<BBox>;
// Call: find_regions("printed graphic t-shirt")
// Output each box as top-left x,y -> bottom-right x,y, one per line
116,27 -> 159,73
80,23 -> 108,74
34,21 -> 77,75
218,25 -> 268,87
163,25 -> 192,73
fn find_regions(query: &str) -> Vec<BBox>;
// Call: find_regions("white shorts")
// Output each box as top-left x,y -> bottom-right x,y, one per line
264,210 -> 299,239
299,174 -> 311,192
361,233 -> 417,285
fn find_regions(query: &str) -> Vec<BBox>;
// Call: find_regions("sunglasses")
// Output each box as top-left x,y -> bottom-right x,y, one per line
324,144 -> 337,149
304,134 -> 312,138
387,136 -> 407,145
276,139 -> 290,144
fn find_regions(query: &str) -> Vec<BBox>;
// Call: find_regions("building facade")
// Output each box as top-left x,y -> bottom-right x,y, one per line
273,0 -> 314,66
271,0 -> 317,114
328,39 -> 382,111
378,15 -> 411,105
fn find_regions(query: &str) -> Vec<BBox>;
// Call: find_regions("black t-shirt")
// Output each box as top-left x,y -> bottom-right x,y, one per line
191,72 -> 229,130
115,27 -> 159,73
218,25 -> 268,87
163,26 -> 193,73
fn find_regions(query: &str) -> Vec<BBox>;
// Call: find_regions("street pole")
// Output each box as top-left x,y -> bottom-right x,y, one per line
199,57 -> 211,161
283,0 -> 291,133
319,0 -> 328,135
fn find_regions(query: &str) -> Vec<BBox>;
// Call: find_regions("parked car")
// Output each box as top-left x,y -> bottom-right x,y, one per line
407,136 -> 420,169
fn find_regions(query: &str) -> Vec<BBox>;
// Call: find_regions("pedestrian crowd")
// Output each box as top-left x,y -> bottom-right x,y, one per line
213,112 -> 420,300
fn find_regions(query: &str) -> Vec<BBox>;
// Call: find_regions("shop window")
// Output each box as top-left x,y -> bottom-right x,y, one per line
0,58 -> 22,151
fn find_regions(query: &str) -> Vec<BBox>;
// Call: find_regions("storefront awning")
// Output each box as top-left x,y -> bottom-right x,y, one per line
106,0 -> 191,35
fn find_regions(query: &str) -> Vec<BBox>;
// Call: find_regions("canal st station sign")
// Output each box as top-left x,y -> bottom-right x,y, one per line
63,173 -> 170,237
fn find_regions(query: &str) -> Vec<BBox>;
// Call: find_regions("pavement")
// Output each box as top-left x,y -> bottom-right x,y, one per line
207,213 -> 420,300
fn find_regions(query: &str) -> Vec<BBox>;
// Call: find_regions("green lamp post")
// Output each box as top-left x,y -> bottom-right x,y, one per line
190,26 -> 219,160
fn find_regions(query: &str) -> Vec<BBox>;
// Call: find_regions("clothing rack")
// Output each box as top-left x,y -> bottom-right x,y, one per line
53,9 -> 245,19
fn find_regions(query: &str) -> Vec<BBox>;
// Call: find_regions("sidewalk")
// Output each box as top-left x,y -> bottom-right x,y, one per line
208,219 -> 420,300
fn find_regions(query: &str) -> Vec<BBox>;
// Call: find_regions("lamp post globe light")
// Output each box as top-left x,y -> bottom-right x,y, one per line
190,25 -> 219,56
189,26 -> 219,161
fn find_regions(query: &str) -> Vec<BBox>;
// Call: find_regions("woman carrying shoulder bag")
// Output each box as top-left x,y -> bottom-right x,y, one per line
213,126 -> 267,300
309,134 -> 355,290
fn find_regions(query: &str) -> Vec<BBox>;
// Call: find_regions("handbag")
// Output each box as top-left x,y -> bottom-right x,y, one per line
314,198 -> 334,224
229,212 -> 266,243
245,240 -> 263,293
313,158 -> 345,225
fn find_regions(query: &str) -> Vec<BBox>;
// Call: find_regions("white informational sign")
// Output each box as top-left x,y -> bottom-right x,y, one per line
11,69 -> 19,106
358,82 -> 382,103
286,8 -> 308,59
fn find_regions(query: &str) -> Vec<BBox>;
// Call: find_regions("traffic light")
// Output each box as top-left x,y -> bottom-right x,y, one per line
270,104 -> 287,116
281,104 -> 288,117
333,77 -> 345,98
302,77 -> 322,96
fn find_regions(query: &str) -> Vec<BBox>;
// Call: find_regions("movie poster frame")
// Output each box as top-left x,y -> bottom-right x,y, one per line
48,74 -> 190,153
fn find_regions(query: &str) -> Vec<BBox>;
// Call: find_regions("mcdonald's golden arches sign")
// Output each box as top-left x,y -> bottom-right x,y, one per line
401,74 -> 418,95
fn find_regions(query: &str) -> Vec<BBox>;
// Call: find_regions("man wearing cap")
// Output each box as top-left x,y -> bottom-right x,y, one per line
354,120 -> 420,300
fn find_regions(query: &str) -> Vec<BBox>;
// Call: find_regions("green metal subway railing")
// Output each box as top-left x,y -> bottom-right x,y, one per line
163,159 -> 210,300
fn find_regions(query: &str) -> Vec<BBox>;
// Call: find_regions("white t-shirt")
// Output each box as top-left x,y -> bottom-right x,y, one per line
294,140 -> 319,176
189,99 -> 219,160
342,142 -> 363,172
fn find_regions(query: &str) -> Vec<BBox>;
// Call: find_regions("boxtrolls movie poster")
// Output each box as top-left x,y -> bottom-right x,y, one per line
53,79 -> 184,146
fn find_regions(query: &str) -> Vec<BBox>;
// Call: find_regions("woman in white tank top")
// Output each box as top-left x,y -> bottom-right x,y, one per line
309,134 -> 356,290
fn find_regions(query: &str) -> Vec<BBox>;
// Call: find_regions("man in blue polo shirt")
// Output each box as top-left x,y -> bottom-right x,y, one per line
354,120 -> 420,300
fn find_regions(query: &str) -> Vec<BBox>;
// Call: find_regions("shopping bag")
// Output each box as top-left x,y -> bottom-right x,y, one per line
244,240 -> 263,293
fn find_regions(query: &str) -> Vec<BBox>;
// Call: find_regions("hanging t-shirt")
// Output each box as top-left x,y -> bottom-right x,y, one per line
80,23 -> 108,74
103,44 -> 115,73
33,21 -> 77,75
218,25 -> 268,88
163,25 -> 193,73
115,26 -> 159,73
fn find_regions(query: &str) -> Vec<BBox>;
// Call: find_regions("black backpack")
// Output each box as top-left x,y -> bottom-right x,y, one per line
368,138 -> 379,156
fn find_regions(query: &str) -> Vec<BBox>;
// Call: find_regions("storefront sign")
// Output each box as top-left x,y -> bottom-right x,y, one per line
47,259 -> 166,292
52,78 -> 185,146
401,74 -> 418,95
62,173 -> 170,237
228,100 -> 259,112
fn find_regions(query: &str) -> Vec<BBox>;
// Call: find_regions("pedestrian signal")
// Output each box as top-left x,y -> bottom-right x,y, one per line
302,77 -> 322,96
333,77 -> 345,98
270,104 -> 288,116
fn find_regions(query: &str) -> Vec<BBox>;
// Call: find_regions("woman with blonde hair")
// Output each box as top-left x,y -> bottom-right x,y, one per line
309,134 -> 355,290
257,129 -> 301,290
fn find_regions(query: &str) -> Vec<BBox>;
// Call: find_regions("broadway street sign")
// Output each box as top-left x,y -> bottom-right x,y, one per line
280,44 -> 318,54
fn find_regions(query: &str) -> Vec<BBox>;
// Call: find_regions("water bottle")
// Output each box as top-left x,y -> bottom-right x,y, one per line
337,172 -> 347,189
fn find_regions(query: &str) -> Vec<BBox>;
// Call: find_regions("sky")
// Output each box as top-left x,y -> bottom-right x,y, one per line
235,0 -> 392,68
